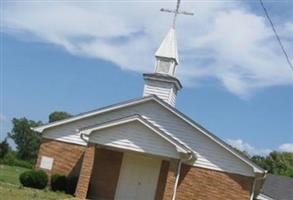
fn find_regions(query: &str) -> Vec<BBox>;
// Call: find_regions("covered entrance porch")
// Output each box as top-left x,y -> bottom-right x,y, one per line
87,146 -> 174,200
74,115 -> 195,200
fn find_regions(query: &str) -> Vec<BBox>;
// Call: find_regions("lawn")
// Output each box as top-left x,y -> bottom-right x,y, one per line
0,164 -> 29,185
0,164 -> 74,200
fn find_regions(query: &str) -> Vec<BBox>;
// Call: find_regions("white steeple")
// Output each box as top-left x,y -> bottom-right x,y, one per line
153,27 -> 178,77
155,27 -> 179,65
143,0 -> 193,106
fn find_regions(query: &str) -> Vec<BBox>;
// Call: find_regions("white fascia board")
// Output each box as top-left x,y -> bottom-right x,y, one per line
32,97 -> 154,133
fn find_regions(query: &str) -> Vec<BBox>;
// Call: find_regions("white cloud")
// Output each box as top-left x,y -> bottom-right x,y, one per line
2,1 -> 293,97
226,139 -> 272,156
279,143 -> 293,153
227,139 -> 293,155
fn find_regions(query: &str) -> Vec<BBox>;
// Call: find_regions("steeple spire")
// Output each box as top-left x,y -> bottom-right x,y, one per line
155,0 -> 194,67
155,28 -> 179,65
143,0 -> 193,106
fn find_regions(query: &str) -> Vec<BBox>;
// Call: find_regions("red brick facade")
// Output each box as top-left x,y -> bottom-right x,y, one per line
176,165 -> 254,200
36,139 -> 254,200
87,148 -> 123,199
160,160 -> 179,200
155,160 -> 170,200
75,144 -> 96,199
35,139 -> 85,177
154,161 -> 254,200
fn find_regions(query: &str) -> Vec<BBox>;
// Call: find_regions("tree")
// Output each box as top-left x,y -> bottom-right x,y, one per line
49,111 -> 72,123
0,138 -> 10,158
8,118 -> 42,162
251,151 -> 293,177
251,155 -> 267,168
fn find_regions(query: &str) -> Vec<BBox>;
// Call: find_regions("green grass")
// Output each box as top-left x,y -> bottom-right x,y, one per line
0,165 -> 74,200
0,182 -> 73,200
0,164 -> 30,185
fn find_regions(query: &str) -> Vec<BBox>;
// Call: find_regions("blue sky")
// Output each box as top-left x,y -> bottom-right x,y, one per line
1,1 -> 293,155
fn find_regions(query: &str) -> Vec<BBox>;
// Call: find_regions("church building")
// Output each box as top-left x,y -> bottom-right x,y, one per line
33,2 -> 266,200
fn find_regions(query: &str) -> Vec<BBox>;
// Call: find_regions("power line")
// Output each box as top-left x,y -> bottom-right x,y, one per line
259,0 -> 293,73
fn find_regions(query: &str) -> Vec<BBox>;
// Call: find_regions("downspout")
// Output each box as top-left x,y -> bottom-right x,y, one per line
172,160 -> 182,200
172,153 -> 193,200
250,172 -> 267,200
250,177 -> 257,200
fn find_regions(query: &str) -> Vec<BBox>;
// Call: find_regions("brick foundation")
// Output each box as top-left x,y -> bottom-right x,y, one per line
35,139 -> 85,177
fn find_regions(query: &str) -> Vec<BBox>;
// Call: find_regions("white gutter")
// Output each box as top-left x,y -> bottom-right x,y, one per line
80,133 -> 89,143
172,153 -> 193,200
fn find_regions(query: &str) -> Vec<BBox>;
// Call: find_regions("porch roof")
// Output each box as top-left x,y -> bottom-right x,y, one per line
79,114 -> 196,159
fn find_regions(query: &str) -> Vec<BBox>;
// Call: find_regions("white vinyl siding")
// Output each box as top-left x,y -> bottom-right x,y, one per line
90,121 -> 179,159
169,87 -> 176,106
143,81 -> 176,106
43,101 -> 254,176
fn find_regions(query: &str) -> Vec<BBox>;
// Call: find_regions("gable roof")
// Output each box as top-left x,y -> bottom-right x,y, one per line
79,114 -> 195,158
259,174 -> 293,200
33,95 -> 265,174
33,96 -> 153,132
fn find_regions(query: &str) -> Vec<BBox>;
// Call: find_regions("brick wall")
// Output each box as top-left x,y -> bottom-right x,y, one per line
161,160 -> 179,200
176,164 -> 254,200
155,160 -> 170,200
35,139 -> 86,177
75,144 -> 96,199
87,148 -> 123,200
154,161 -> 253,200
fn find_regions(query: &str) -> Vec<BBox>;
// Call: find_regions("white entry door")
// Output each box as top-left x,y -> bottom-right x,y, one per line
115,153 -> 161,200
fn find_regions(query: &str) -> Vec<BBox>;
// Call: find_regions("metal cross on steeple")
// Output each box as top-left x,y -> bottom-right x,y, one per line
160,0 -> 194,29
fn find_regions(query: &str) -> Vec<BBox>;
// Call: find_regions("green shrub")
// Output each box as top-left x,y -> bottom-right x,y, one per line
48,174 -> 78,194
51,174 -> 67,192
12,159 -> 33,169
19,170 -> 48,189
1,151 -> 33,169
66,176 -> 78,195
